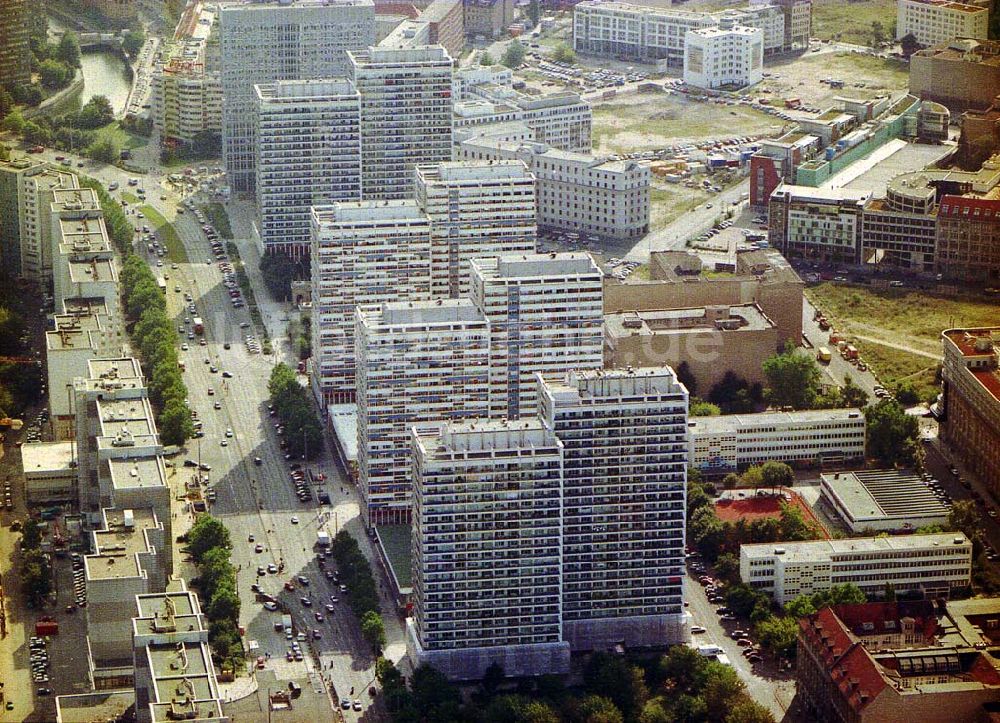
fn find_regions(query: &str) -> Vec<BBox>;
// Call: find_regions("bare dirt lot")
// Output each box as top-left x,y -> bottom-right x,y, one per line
749,52 -> 910,109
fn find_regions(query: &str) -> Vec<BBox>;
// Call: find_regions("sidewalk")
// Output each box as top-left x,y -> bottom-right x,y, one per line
219,668 -> 260,704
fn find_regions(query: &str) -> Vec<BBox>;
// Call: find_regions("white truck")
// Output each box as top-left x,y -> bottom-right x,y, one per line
317,530 -> 331,548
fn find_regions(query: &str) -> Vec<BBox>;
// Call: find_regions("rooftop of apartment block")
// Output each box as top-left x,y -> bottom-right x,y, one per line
543,367 -> 684,401
68,257 -> 117,284
136,589 -> 200,621
64,297 -> 109,318
255,78 -> 358,101
416,417 -> 562,456
86,507 -> 160,580
108,455 -> 167,491
605,303 -> 774,337
98,397 -> 156,436
741,532 -> 971,561
312,199 -> 428,225
476,252 -> 601,280
362,298 -> 487,327
55,691 -> 135,723
417,160 -> 533,183
943,327 -> 1000,402
85,357 -> 145,386
350,44 -> 451,65
46,323 -> 101,353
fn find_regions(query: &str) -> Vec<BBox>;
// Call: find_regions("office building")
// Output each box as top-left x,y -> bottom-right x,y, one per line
421,0 -> 465,56
219,0 -> 375,194
573,0 -> 809,67
910,38 -> 1000,111
414,160 -> 537,298
0,0 -> 30,89
454,91 -> 593,154
820,469 -> 952,533
606,248 -> 804,348
254,79 -> 361,256
940,327 -> 1000,496
688,408 -> 866,473
465,0 -> 515,40
21,441 -> 77,505
936,195 -> 1000,282
470,253 -> 604,419
798,599 -> 1000,723
539,368 -> 690,651
151,3 -> 222,146
355,299 -> 490,527
684,20 -> 764,90
740,533 -> 973,605
861,173 -> 939,273
458,138 -> 650,241
604,304 -> 779,393
310,201 -> 431,404
349,45 -> 454,200
768,184 -> 870,265
132,585 -> 226,723
896,0 -> 988,48
407,419 -> 570,680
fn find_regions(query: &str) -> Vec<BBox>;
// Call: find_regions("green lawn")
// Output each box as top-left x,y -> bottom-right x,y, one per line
853,341 -> 940,404
200,203 -> 233,239
120,192 -> 141,205
812,0 -> 896,46
94,122 -> 148,151
139,205 -> 188,263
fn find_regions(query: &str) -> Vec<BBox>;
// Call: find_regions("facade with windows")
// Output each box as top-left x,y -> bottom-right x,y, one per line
407,419 -> 570,680
470,253 -> 604,420
688,409 -> 866,472
768,184 -> 869,264
220,0 -> 375,194
538,368 -> 690,651
740,534 -> 973,605
683,21 -> 763,90
254,80 -> 361,256
349,45 -> 454,200
414,161 -> 537,299
896,0 -> 988,48
310,201 -> 431,404
355,299 -> 489,527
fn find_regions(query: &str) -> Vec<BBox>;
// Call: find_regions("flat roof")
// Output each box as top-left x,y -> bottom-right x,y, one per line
376,523 -> 412,591
837,142 -> 956,197
328,403 -> 358,462
476,252 -> 601,279
822,469 -> 951,524
55,691 -> 135,723
690,408 -> 864,434
89,357 -> 143,380
68,258 -> 116,284
20,441 -> 75,476
87,507 -> 160,580
605,304 -> 774,336
98,397 -> 156,433
46,327 -> 100,352
741,532 -> 971,561
136,590 -> 199,619
108,455 -> 167,490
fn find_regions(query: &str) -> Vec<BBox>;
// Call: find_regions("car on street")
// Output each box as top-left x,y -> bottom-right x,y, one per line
300,597 -> 312,607
353,702 -> 362,712
263,601 -> 278,611
314,612 -> 324,622
267,564 -> 278,574
255,544 -> 264,553
691,626 -> 707,634
341,699 -> 351,710
297,575 -> 309,585
256,565 -> 266,576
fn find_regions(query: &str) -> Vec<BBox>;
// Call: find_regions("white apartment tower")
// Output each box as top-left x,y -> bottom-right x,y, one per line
219,0 -> 375,195
349,45 -> 455,200
310,201 -> 431,404
538,368 -> 691,651
407,419 -> 570,681
355,299 -> 490,527
470,253 -> 604,420
254,79 -> 362,256
683,20 -> 764,90
414,161 -> 537,298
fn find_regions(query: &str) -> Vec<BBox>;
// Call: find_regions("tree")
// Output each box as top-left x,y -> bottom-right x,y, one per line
502,41 -> 526,69
722,472 -> 741,490
784,594 -> 818,619
21,548 -> 52,607
900,33 -> 923,57
207,586 -> 240,621
57,31 -> 81,68
755,615 -> 799,657
840,376 -> 869,408
708,371 -> 760,413
21,518 -> 43,550
687,478 -> 712,517
11,83 -> 43,107
526,0 -> 541,28
409,665 -> 462,716
479,51 -> 495,66
725,583 -> 767,619
187,515 -> 231,562
726,699 -> 776,723
260,253 -> 299,301
551,42 -> 577,65
87,137 -> 120,164
576,695 -> 623,723
361,610 -> 387,653
763,342 -> 820,410
864,399 -> 919,465
2,108 -> 25,134
894,381 -> 920,407
870,21 -> 887,46
122,29 -> 145,57
637,698 -> 673,723
761,461 -> 795,489
583,653 -> 647,721
39,59 -> 73,89
657,644 -> 708,694
811,583 -> 866,609
77,96 -> 114,129
778,502 -> 819,541
0,86 -> 13,119
159,398 -> 194,446
690,505 -> 726,561
714,552 -> 740,584
690,399 -> 721,416
703,665 -> 745,721
948,500 -> 983,548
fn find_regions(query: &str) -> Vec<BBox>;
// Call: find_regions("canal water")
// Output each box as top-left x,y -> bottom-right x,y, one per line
48,16 -> 132,115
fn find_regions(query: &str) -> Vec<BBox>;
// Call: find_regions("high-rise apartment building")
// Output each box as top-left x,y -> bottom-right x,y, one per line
310,201 -> 431,404
539,368 -> 691,651
414,161 -> 537,298
355,299 -> 490,527
408,419 -> 570,680
255,80 -> 361,256
349,45 -> 454,200
470,253 -> 604,419
219,0 -> 375,195
0,0 -> 30,88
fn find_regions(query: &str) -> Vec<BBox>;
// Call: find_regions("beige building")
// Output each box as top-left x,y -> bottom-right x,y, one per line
605,249 -> 804,347
21,441 -> 77,504
604,304 -> 780,393
910,38 -> 1000,111
422,0 -> 465,56
940,327 -> 1000,497
896,0 -> 988,48
464,0 -> 515,40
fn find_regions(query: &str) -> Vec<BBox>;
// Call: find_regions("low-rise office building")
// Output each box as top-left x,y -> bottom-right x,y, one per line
740,533 -> 973,605
910,38 -> 1000,111
604,304 -> 779,393
458,137 -> 649,241
940,327 -> 1000,497
688,408 -> 866,473
454,91 -> 593,154
820,469 -> 952,533
768,184 -> 870,265
896,0 -> 988,49
21,441 -> 77,504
